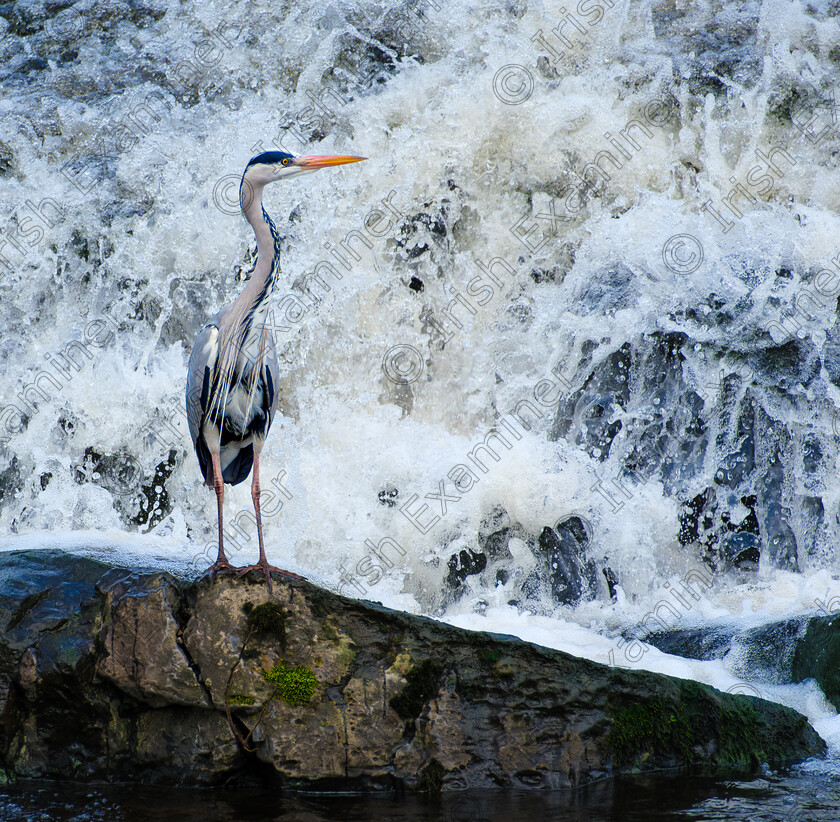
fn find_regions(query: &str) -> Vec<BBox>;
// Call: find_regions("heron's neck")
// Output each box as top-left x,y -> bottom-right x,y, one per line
236,180 -> 281,329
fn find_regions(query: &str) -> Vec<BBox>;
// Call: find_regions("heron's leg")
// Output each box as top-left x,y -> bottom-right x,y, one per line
237,452 -> 304,588
206,451 -> 234,574
252,452 -> 267,567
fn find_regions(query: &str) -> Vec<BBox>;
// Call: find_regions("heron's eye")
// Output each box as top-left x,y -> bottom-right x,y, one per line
282,159 -> 289,165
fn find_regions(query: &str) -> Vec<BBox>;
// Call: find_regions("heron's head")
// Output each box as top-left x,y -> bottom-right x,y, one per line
243,151 -> 366,185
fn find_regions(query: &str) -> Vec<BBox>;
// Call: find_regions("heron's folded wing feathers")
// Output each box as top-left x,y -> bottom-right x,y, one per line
186,323 -> 219,445
263,328 -> 280,427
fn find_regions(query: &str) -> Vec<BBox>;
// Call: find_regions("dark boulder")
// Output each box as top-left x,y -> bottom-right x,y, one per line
0,550 -> 826,791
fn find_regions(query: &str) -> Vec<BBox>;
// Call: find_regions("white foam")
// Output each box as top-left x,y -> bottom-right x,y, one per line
1,0 -> 838,761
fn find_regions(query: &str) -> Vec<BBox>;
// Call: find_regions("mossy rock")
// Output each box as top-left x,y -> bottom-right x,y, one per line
262,664 -> 318,707
417,758 -> 445,793
227,693 -> 255,706
245,602 -> 287,644
389,659 -> 443,719
791,615 -> 840,711
607,680 -> 820,770
0,549 -> 827,790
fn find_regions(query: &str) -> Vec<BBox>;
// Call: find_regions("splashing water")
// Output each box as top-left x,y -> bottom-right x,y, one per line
1,0 -> 840,762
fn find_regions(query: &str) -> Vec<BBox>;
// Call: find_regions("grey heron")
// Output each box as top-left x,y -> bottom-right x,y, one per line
186,150 -> 365,587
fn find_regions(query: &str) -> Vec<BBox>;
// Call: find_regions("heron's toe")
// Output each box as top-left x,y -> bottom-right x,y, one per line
205,559 -> 237,576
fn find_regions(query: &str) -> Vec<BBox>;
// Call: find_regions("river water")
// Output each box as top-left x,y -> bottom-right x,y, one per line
1,0 -> 840,813
3,769 -> 840,821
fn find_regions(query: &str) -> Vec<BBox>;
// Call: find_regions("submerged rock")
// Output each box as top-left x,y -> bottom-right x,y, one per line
0,550 -> 826,791
442,508 -> 604,610
791,613 -> 840,712
645,611 -> 840,713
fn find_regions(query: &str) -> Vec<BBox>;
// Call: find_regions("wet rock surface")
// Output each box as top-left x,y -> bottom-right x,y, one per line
0,550 -> 826,791
645,611 -> 840,712
546,323 -> 832,578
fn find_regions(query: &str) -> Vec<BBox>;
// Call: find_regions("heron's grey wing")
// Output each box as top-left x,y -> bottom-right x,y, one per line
186,323 -> 219,446
263,329 -> 281,430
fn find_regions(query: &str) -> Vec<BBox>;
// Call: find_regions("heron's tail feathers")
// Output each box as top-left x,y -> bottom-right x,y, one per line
196,436 -> 254,487
221,442 -> 254,485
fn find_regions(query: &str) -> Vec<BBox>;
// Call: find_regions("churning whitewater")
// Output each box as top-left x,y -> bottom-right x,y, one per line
1,0 -> 840,760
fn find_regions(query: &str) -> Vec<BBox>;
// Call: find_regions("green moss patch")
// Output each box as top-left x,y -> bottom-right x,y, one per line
607,694 -> 693,765
607,681 -> 820,770
227,693 -> 255,706
262,664 -> 318,707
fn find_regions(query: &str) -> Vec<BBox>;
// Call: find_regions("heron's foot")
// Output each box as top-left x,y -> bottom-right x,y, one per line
205,558 -> 237,576
237,561 -> 304,591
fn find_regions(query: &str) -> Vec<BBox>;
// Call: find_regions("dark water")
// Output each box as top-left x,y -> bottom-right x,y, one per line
2,771 -> 840,822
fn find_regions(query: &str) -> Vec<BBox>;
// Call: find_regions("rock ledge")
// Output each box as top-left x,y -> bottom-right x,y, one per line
0,550 -> 826,791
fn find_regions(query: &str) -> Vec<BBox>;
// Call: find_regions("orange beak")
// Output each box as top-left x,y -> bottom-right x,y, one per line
295,154 -> 367,169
